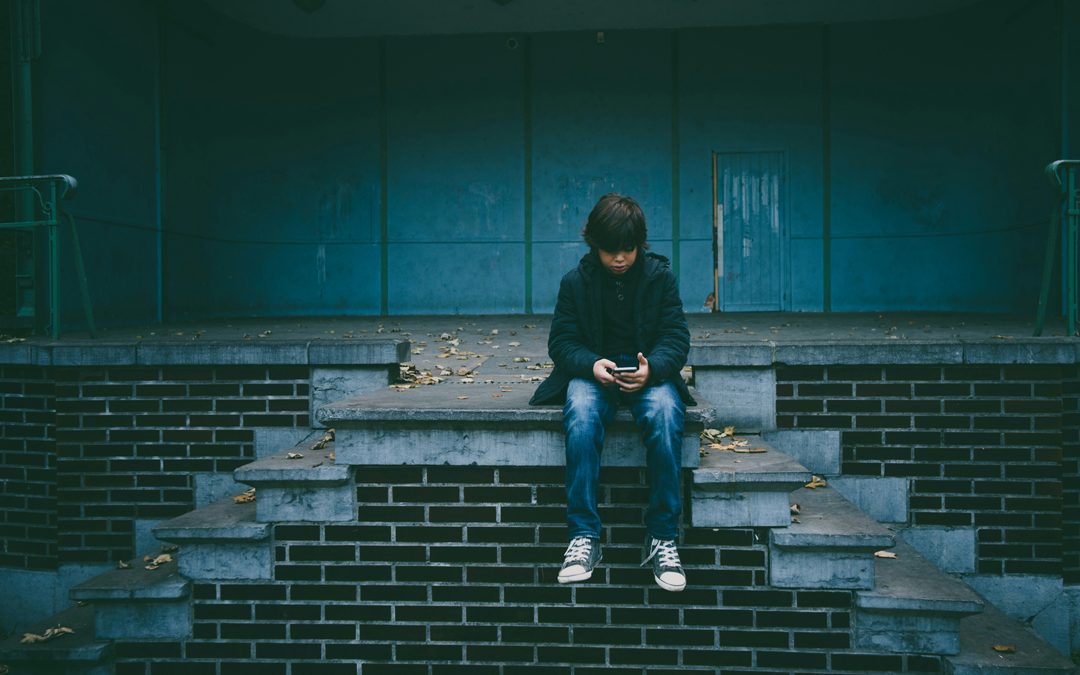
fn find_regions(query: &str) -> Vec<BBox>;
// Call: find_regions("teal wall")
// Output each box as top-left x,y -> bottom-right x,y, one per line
28,0 -> 1078,322
36,0 -> 159,327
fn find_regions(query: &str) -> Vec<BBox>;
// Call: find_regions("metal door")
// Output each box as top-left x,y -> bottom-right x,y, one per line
712,151 -> 786,311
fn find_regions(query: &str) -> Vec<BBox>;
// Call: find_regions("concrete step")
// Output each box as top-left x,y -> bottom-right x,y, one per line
233,433 -> 354,522
69,555 -> 190,640
854,539 -> 983,655
769,484 -> 895,589
153,498 -> 273,580
946,602 -> 1078,674
0,604 -> 113,675
691,436 -> 812,527
318,383 -> 713,468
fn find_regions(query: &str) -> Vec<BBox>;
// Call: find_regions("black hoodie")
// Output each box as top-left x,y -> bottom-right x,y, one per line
529,251 -> 695,406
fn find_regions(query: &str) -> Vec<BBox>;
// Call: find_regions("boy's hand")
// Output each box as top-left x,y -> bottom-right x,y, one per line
615,353 -> 650,393
592,359 -> 618,385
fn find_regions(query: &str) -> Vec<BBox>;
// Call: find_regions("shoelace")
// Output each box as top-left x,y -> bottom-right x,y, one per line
563,537 -> 594,563
642,539 -> 681,568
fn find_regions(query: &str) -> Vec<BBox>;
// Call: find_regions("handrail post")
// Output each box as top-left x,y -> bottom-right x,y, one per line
1035,160 -> 1080,336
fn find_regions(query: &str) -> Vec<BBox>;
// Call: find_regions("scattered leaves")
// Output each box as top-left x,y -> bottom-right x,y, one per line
804,476 -> 828,489
874,550 -> 898,559
20,626 -> 74,644
992,644 -> 1017,653
234,488 -> 256,504
399,363 -> 444,385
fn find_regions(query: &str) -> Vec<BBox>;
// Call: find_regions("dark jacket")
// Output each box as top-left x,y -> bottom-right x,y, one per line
529,250 -> 695,406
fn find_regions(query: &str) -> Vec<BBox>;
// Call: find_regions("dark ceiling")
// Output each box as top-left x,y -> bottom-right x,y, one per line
203,0 -> 985,37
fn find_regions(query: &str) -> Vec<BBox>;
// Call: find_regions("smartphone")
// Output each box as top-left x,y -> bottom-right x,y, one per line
610,366 -> 638,374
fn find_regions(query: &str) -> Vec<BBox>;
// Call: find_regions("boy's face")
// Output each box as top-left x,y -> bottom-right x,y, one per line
597,247 -> 638,276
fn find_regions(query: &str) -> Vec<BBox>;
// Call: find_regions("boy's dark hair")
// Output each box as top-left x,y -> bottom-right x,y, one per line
582,193 -> 649,252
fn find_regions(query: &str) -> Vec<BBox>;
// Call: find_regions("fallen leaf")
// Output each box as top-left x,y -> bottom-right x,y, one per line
804,476 -> 828,489
874,550 -> 898,559
233,488 -> 256,504
791,516 -> 800,524
513,357 -> 530,363
457,395 -> 469,400
790,503 -> 801,515
992,645 -> 1017,653
490,329 -> 499,335
508,341 -> 521,347
723,426 -> 735,437
152,554 -> 173,565
286,452 -> 304,460
311,429 -> 335,451
117,559 -> 131,569
20,626 -> 75,644
733,446 -> 767,454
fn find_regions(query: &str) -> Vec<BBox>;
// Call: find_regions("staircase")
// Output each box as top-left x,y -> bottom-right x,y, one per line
2,374 -> 1076,673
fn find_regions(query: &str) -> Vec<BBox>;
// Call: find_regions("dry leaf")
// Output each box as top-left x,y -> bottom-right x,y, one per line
20,626 -> 75,644
874,550 -> 898,559
790,503 -> 801,515
723,426 -> 735,437
145,564 -> 160,571
791,516 -> 800,524
152,554 -> 173,565
233,488 -> 256,504
457,395 -> 469,400
286,452 -> 304,460
804,476 -> 828,489
513,357 -> 530,363
508,341 -> 521,347
117,559 -> 131,569
733,446 -> 767,454
311,429 -> 334,451
992,644 -> 1016,653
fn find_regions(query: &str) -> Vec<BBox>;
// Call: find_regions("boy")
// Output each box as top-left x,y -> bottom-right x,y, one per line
529,193 -> 694,592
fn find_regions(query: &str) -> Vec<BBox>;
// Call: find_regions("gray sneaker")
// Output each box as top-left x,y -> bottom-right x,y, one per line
642,537 -> 686,592
558,536 -> 602,584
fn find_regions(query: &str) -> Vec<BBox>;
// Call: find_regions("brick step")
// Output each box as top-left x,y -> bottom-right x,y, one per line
854,539 -> 983,655
153,498 -> 273,580
691,437 -> 812,527
0,604 -> 113,675
69,556 -> 190,640
233,433 -> 354,522
769,485 -> 895,590
317,383 -> 713,468
946,601 -> 1078,674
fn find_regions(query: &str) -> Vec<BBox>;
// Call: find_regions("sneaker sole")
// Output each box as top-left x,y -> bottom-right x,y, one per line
654,575 -> 685,592
558,569 -> 593,584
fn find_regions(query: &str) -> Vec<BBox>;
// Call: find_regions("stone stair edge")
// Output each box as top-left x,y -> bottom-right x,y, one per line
856,539 -> 983,615
153,498 -> 268,543
69,560 -> 188,602
693,436 -> 814,489
770,484 -> 895,550
947,601 -> 1079,675
316,384 -> 716,426
0,604 -> 111,664
233,432 -> 347,485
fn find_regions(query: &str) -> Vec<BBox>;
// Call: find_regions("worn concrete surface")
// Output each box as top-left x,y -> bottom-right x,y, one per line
899,526 -> 977,574
3,313 -> 1077,368
948,602 -> 1078,674
962,575 -> 1072,658
154,499 -> 268,542
761,429 -> 841,475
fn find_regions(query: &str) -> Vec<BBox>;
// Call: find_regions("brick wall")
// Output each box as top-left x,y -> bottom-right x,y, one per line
0,366 -> 57,570
111,466 -> 940,675
776,365 -> 1064,576
1062,366 -> 1080,584
1,365 -> 315,568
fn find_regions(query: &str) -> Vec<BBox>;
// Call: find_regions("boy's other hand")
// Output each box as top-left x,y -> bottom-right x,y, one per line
615,353 -> 650,393
593,359 -> 618,385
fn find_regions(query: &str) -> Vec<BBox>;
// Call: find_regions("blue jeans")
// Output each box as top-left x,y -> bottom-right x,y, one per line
563,377 -> 686,541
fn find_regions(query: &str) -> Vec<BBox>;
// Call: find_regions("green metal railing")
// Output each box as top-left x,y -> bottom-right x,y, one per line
0,174 -> 95,338
1035,160 -> 1080,337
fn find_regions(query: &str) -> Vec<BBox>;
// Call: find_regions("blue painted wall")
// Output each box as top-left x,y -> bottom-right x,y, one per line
36,0 -> 159,327
28,0 -> 1076,321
